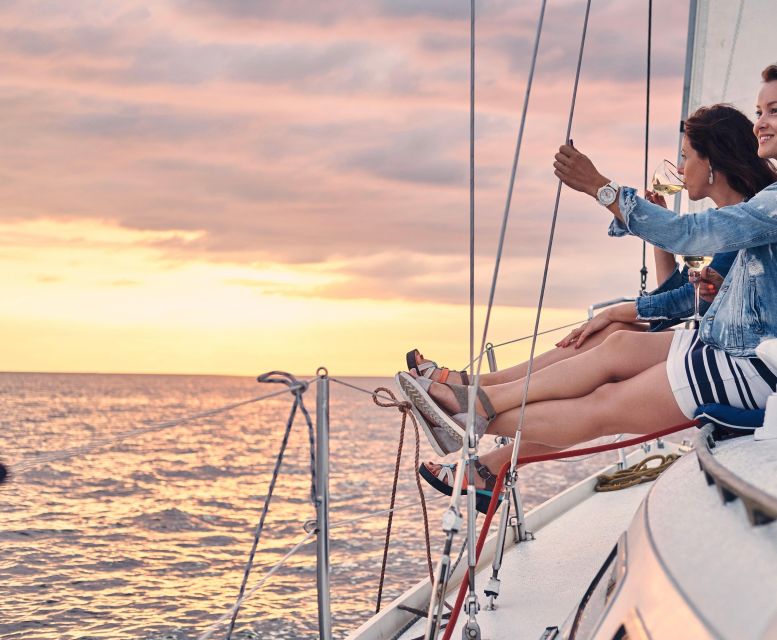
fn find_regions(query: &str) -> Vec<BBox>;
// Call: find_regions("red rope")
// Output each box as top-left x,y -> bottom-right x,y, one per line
518,420 -> 699,464
438,419 -> 699,637
441,462 -> 509,640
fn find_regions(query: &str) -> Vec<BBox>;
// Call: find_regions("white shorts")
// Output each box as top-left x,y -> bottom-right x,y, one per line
666,329 -> 777,419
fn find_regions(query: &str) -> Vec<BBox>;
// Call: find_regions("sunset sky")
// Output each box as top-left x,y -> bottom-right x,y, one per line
0,0 -> 696,376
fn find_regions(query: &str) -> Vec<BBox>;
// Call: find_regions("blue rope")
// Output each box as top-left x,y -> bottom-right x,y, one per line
225,371 -> 315,639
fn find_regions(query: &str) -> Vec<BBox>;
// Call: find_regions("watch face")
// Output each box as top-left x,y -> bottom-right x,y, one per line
599,186 -> 616,206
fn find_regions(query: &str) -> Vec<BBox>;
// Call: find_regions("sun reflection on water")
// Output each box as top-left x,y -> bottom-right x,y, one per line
0,373 -> 616,639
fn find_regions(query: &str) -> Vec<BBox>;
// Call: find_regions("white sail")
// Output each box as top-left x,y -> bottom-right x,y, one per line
687,0 -> 774,115
683,0 -> 774,212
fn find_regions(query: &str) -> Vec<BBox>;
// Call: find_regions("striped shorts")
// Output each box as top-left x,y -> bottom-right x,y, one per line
666,329 -> 777,419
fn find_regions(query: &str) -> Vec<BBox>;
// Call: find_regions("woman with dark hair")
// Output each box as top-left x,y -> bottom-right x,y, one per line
407,104 -> 775,386
406,105 -> 775,387
400,69 -> 777,503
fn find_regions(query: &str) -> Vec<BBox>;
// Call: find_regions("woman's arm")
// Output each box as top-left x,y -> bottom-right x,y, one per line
653,247 -> 678,286
643,191 -> 678,285
554,144 -> 777,253
556,302 -> 639,348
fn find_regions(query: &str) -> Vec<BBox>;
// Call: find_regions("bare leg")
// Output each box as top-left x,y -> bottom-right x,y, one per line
426,330 -> 675,417
414,321 -> 647,385
487,361 -> 687,448
476,321 -> 647,385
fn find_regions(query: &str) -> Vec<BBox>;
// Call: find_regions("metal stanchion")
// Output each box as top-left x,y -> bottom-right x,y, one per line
485,342 -> 498,373
315,367 -> 332,640
484,433 -> 531,611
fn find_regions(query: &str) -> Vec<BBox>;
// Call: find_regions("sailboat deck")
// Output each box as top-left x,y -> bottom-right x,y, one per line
396,478 -> 653,640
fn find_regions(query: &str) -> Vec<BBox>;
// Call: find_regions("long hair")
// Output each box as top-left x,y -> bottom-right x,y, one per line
684,104 -> 776,198
762,64 -> 777,82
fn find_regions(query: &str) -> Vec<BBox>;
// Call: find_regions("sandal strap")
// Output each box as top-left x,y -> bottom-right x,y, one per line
436,463 -> 455,485
475,386 -> 496,420
460,370 -> 469,385
446,383 -> 496,421
416,360 -> 438,376
437,461 -> 496,492
448,383 -> 471,413
474,460 -> 497,491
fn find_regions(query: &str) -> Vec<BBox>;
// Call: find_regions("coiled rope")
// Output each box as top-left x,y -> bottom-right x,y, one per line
595,453 -> 679,492
372,386 -> 434,613
225,371 -> 316,640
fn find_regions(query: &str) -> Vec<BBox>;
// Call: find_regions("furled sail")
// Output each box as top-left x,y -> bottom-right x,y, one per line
686,0 -> 773,115
682,0 -> 773,211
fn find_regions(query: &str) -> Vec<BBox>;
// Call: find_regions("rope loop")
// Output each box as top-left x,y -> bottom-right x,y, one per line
227,370 -> 316,639
372,386 -> 411,413
595,453 -> 679,492
257,370 -> 309,395
371,385 -> 433,614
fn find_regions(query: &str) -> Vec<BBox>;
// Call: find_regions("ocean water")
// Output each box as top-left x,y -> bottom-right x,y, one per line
0,372 -> 629,639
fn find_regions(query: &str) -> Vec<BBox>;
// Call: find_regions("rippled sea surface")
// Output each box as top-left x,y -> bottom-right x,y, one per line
0,373 -> 626,639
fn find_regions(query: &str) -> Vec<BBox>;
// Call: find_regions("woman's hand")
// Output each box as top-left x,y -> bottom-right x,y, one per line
644,190 -> 667,209
556,313 -> 612,349
698,266 -> 724,303
554,144 -> 609,196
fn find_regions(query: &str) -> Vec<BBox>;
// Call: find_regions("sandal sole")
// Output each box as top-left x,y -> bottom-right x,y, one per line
396,372 -> 465,455
419,464 -> 500,515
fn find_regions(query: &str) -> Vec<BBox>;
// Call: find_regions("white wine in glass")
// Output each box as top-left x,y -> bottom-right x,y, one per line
652,160 -> 684,196
684,255 -> 714,322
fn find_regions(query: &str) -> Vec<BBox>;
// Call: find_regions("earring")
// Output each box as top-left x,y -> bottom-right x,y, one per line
708,166 -> 714,184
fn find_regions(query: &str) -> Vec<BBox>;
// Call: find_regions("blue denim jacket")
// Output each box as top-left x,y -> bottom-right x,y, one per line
609,182 -> 777,356
638,251 -> 737,332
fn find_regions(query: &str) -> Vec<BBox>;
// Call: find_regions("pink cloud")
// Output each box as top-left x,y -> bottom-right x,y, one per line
0,0 -> 697,308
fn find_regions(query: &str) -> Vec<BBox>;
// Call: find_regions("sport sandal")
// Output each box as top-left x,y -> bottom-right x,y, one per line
419,460 -> 501,515
395,371 -> 496,456
405,348 -> 470,385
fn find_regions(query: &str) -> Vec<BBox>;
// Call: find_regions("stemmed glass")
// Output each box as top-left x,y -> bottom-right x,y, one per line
684,255 -> 714,323
651,160 -> 684,196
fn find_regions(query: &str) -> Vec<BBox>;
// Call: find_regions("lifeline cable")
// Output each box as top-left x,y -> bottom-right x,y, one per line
422,1 -> 550,638
9,385 -> 304,476
640,0 -> 653,294
514,0 -> 592,453
225,372 -> 316,639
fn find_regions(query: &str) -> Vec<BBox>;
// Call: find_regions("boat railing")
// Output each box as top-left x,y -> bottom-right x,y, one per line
695,425 -> 777,527
587,297 -> 638,321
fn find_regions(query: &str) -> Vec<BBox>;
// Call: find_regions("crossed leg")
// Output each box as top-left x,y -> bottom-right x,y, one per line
414,321 -> 647,386
425,356 -> 686,490
421,330 -> 682,488
488,360 -> 687,447
425,329 -> 676,417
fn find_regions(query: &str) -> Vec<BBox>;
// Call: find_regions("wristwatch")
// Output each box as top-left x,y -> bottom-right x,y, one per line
596,181 -> 620,207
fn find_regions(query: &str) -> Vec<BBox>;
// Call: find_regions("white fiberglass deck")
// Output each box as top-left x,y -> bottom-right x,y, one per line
349,446 -> 674,640
399,481 -> 651,640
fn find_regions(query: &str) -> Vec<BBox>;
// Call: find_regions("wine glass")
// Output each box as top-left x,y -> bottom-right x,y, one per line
652,160 -> 684,196
684,255 -> 714,323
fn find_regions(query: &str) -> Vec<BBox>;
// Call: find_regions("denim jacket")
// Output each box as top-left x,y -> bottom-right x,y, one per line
609,182 -> 777,356
638,251 -> 737,332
